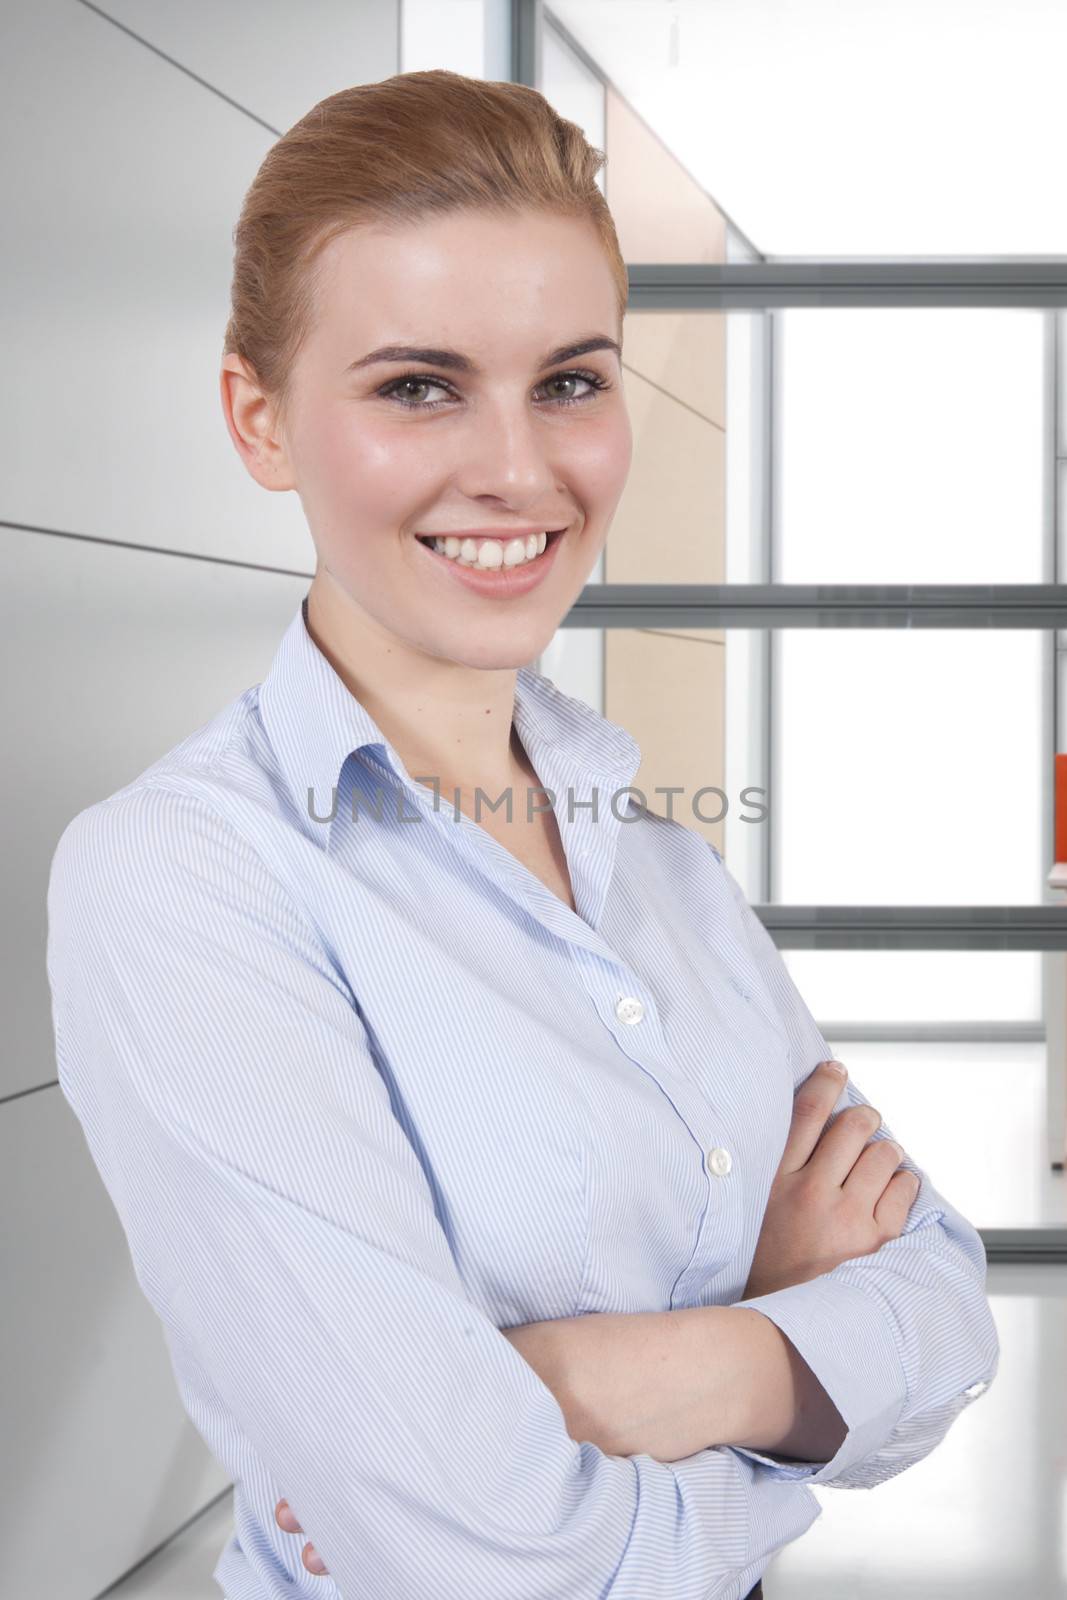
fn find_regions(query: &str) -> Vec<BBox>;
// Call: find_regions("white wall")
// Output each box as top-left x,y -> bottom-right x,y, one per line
0,4 -> 399,1594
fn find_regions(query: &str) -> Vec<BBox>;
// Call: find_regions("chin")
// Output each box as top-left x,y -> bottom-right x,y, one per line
423,629 -> 551,674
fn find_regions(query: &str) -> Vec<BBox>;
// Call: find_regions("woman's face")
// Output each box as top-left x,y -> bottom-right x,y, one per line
244,208 -> 631,671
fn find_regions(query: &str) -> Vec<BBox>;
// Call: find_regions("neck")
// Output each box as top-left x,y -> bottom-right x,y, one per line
304,574 -> 530,795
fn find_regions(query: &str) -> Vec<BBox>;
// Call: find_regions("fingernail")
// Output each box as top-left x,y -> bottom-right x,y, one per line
827,1059 -> 848,1076
306,1551 -> 327,1575
889,1140 -> 904,1160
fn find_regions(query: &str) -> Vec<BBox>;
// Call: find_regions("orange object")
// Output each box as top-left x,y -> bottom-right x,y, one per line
1056,755 -> 1067,862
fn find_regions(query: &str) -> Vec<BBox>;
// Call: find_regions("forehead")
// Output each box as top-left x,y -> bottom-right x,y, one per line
309,209 -> 618,350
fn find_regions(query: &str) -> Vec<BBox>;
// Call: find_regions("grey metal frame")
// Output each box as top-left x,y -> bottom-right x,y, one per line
625,260 -> 1067,308
566,582 -> 1067,627
521,0 -> 1067,1258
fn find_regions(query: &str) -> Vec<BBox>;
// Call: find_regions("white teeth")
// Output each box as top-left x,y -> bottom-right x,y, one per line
431,530 -> 550,567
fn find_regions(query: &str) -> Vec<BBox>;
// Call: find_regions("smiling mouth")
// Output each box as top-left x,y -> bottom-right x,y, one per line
415,527 -> 567,564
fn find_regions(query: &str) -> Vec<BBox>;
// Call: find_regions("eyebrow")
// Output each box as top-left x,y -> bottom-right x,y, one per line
344,335 -> 622,377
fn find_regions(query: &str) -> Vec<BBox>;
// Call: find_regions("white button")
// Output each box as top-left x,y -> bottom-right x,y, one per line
707,1146 -> 732,1176
615,995 -> 645,1025
963,1380 -> 989,1399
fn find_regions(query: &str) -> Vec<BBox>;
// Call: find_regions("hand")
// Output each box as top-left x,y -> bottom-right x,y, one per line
275,1499 -> 328,1577
742,1059 -> 921,1301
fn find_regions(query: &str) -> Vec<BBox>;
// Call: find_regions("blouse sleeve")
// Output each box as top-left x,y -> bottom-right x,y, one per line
708,844 -> 1000,1489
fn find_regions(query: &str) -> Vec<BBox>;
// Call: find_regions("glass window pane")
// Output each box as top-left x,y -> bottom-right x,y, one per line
777,629 -> 1045,906
778,625 -> 1044,1029
777,307 -> 1047,585
783,947 -> 1040,1033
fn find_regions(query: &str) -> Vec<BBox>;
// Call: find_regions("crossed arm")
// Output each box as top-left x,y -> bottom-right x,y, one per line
54,791 -> 995,1594
502,1302 -> 849,1465
280,1303 -> 844,1578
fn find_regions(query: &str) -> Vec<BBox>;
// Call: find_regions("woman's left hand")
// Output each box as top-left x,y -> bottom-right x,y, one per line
275,1499 -> 328,1576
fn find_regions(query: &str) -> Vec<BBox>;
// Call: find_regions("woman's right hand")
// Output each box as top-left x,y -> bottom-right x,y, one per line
742,1059 -> 921,1301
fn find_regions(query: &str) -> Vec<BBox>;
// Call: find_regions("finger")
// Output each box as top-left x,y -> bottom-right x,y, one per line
275,1500 -> 304,1535
842,1133 -> 908,1210
303,1541 -> 328,1576
777,1060 -> 849,1174
872,1165 -> 922,1235
807,1101 -> 884,1187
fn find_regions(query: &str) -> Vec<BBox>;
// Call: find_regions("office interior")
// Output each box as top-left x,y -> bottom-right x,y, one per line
3,2 -> 1064,1596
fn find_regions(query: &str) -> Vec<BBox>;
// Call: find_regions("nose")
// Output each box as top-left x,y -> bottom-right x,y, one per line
453,397 -> 560,508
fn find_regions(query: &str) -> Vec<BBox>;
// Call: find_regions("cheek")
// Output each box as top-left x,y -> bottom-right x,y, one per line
573,409 -> 633,506
311,413 -> 439,517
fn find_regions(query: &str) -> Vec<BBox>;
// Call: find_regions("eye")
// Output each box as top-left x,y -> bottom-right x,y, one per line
538,369 -> 613,408
378,375 -> 453,410
376,368 -> 614,412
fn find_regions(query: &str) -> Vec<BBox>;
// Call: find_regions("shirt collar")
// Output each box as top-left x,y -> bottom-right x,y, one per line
257,594 -> 642,843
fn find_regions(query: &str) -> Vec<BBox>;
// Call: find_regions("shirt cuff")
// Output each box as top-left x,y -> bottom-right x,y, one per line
730,1275 -> 909,1485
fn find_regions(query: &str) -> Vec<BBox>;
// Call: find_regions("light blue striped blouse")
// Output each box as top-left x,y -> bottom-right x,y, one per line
45,594 -> 999,1600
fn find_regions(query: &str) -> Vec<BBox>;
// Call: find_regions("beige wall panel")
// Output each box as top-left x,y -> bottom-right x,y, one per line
604,85 -> 727,264
622,308 -> 727,433
608,368 -> 726,635
605,630 -> 726,854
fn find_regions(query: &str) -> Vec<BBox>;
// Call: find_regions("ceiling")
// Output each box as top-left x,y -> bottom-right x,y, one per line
548,0 -> 1067,258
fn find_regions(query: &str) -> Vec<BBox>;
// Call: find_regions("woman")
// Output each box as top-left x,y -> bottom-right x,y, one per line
45,70 -> 998,1600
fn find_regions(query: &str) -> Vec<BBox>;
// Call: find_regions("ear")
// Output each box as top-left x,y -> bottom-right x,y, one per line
219,354 -> 297,492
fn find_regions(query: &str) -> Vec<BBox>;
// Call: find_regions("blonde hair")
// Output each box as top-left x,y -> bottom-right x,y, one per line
222,69 -> 628,434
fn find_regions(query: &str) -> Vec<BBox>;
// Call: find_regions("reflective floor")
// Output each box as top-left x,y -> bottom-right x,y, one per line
99,1263 -> 1067,1600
